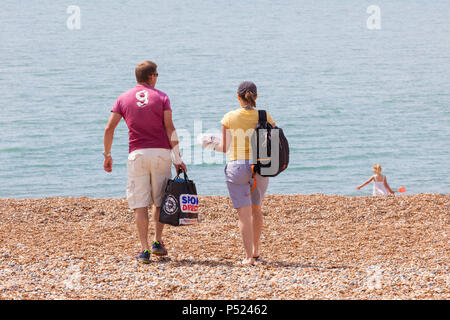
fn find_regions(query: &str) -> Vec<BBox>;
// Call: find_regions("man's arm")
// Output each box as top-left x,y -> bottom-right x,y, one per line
163,110 -> 187,172
103,112 -> 122,172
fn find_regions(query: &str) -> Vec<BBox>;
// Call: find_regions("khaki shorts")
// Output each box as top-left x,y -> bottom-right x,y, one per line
126,148 -> 172,209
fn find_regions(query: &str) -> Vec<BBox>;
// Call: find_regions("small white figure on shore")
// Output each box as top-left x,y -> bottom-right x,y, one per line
356,164 -> 395,195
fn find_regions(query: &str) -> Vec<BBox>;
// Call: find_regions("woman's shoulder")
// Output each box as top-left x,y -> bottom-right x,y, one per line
221,108 -> 241,127
226,108 -> 247,118
223,108 -> 239,119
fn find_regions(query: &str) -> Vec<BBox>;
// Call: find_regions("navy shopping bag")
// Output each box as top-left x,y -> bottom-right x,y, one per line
159,168 -> 199,226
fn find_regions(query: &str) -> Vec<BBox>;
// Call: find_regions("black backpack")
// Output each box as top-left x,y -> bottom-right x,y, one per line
251,110 -> 289,177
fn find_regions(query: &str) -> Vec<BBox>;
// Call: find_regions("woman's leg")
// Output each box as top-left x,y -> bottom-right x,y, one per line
251,204 -> 263,258
250,175 -> 268,259
237,205 -> 255,265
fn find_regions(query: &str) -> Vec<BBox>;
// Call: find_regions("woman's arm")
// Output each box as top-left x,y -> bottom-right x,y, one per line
215,125 -> 231,153
356,176 -> 374,190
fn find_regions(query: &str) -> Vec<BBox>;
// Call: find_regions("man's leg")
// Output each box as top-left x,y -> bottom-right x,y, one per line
151,205 -> 168,256
148,149 -> 172,256
152,205 -> 164,242
127,150 -> 152,263
135,207 -> 149,251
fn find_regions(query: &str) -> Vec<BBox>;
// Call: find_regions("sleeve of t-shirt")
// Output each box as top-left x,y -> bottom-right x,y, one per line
111,98 -> 123,116
221,112 -> 230,128
163,95 -> 172,111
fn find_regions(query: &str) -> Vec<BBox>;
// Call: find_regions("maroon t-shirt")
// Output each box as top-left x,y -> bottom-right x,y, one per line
111,84 -> 172,153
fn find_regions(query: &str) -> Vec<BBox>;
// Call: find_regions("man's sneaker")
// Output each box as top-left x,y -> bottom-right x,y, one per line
152,241 -> 168,256
136,249 -> 151,264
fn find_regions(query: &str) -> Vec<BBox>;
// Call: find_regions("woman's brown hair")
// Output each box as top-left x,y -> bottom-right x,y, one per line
240,90 -> 257,107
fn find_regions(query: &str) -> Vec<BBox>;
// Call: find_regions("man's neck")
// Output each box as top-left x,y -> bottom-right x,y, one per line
138,82 -> 154,88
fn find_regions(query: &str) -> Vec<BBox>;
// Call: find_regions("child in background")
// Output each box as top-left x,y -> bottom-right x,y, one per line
356,164 -> 395,195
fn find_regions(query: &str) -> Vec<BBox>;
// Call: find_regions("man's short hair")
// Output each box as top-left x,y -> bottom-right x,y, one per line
135,61 -> 157,83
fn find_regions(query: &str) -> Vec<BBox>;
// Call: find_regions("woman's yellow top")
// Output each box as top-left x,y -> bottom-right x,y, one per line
221,108 -> 275,161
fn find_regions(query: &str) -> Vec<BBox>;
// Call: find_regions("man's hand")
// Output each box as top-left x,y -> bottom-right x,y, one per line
174,162 -> 187,173
103,112 -> 122,173
104,156 -> 113,172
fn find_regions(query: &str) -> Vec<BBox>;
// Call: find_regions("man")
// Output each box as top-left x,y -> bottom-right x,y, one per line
103,61 -> 187,264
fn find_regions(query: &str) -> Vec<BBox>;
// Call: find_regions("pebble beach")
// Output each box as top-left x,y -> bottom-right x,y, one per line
0,194 -> 448,300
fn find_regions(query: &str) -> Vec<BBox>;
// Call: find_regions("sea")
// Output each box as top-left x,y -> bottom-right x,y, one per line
1,0 -> 449,198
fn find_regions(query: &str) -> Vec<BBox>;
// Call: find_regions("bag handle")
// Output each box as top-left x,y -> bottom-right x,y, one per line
176,167 -> 194,194
176,167 -> 190,181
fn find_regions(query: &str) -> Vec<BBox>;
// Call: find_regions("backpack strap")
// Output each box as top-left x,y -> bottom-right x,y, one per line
250,165 -> 258,193
251,110 -> 267,193
256,110 -> 267,163
258,110 -> 267,125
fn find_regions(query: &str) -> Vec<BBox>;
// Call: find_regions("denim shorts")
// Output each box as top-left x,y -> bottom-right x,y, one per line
224,160 -> 269,209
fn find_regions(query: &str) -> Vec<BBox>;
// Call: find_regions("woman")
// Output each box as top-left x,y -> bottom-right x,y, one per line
218,81 -> 276,265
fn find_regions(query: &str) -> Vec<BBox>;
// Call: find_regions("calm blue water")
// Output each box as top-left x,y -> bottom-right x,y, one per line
1,0 -> 449,198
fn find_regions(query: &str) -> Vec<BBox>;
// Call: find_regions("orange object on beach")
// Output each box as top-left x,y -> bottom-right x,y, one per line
397,187 -> 406,193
